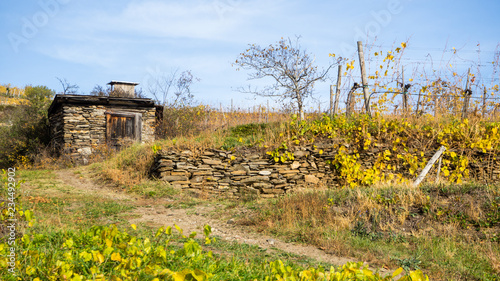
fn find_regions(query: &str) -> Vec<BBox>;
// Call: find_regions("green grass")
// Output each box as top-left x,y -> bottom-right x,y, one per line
83,201 -> 133,219
2,222 -> 409,281
206,238 -> 336,270
128,180 -> 179,198
15,168 -> 135,233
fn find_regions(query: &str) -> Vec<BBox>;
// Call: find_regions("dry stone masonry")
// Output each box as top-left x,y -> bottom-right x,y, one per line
151,143 -> 500,198
151,147 -> 325,198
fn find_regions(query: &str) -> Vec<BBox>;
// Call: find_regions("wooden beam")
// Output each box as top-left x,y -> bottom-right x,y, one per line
357,41 -> 371,117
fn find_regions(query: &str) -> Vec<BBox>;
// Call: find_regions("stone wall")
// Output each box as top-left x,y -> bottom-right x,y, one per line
151,143 -> 500,198
49,96 -> 157,164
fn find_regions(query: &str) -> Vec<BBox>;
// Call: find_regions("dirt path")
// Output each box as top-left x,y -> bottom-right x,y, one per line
54,168 -> 362,268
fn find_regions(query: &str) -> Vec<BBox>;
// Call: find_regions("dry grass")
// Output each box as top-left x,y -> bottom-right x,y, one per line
94,143 -> 155,189
244,182 -> 500,279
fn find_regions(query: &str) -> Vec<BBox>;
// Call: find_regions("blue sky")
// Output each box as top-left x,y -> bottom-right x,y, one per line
1,0 -> 499,110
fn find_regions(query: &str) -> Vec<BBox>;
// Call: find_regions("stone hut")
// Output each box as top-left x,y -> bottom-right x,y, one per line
48,93 -> 162,164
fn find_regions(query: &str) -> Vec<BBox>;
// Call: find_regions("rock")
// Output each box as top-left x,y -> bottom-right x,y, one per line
219,178 -> 232,183
250,161 -> 270,165
304,175 -> 320,184
267,239 -> 276,245
259,170 -> 272,176
231,164 -> 250,172
227,219 -> 235,225
294,150 -> 309,158
170,171 -> 190,177
241,176 -> 270,185
162,175 -> 189,181
231,170 -> 247,176
291,161 -> 301,169
261,188 -> 285,194
253,182 -> 272,188
202,158 -> 222,165
158,159 -> 174,166
278,169 -> 300,174
190,176 -> 204,183
309,161 -> 318,169
77,147 -> 92,156
192,171 -> 213,176
176,162 -> 197,169
270,179 -> 286,184
171,180 -> 191,185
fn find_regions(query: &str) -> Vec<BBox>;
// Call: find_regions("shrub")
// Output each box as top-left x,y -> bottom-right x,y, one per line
0,86 -> 54,169
158,105 -> 213,138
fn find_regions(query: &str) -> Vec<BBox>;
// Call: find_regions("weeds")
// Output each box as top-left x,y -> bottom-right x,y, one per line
393,252 -> 422,272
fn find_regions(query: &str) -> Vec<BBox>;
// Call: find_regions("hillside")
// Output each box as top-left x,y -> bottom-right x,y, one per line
1,113 -> 499,280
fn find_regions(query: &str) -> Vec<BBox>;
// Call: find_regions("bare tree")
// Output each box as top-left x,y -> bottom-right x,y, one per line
234,37 -> 341,120
90,84 -> 147,98
90,84 -> 109,96
134,87 -> 147,99
56,77 -> 79,95
148,70 -> 199,106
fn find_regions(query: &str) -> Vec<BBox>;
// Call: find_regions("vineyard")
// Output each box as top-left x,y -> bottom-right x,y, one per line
0,85 -> 25,106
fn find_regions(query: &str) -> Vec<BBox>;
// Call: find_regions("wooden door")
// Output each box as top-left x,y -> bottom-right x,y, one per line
106,112 -> 142,149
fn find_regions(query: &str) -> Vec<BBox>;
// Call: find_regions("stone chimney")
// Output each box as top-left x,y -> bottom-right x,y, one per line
107,81 -> 139,98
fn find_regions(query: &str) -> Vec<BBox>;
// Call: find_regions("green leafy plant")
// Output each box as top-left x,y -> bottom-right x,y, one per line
0,222 -> 426,281
267,142 -> 295,163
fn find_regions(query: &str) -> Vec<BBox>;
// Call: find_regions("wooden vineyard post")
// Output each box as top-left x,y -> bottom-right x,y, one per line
346,83 -> 360,117
461,68 -> 472,120
402,67 -> 408,116
230,99 -> 233,127
416,89 -> 422,116
357,41 -> 371,117
482,87 -> 487,118
436,155 -> 443,182
330,85 -> 334,117
333,65 -> 342,117
346,90 -> 352,117
267,99 -> 270,123
413,146 -> 446,187
434,90 -> 440,118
